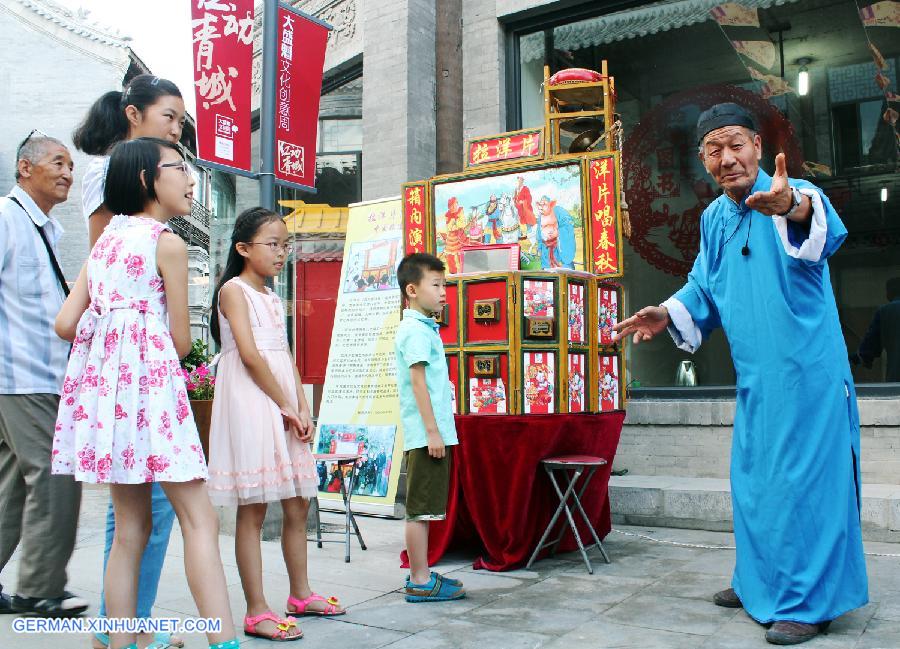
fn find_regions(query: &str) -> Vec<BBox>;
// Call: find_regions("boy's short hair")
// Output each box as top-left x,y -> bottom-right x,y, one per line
397,253 -> 445,300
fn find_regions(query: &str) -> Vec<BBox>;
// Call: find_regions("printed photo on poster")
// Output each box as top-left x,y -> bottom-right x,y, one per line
568,283 -> 585,343
315,424 -> 397,498
343,237 -> 401,293
524,352 -> 555,414
469,378 -> 507,414
432,163 -> 584,273
567,354 -> 586,413
524,280 -> 555,317
599,354 -> 620,412
598,286 -> 619,346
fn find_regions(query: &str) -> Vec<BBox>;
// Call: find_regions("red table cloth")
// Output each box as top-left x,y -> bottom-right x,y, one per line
400,411 -> 625,571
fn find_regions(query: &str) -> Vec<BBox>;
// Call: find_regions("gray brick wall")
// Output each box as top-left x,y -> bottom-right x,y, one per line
461,0 -> 506,140
0,8 -> 130,280
618,399 -> 900,486
360,0 -> 437,198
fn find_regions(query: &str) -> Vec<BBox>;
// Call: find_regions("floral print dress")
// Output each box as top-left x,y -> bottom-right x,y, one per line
52,215 -> 207,484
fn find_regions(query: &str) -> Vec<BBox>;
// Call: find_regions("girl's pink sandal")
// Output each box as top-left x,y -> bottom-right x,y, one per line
285,593 -> 346,617
243,611 -> 303,641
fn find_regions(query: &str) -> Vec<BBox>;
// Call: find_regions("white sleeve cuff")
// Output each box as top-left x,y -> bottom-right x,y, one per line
662,297 -> 701,353
773,188 -> 827,262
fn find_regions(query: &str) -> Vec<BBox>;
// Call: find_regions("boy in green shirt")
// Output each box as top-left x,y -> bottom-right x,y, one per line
394,253 -> 465,602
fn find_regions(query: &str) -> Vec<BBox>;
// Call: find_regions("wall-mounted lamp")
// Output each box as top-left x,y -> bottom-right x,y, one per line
797,58 -> 811,96
882,187 -> 889,203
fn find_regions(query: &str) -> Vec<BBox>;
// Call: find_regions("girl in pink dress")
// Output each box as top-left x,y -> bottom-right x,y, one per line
52,137 -> 238,649
208,207 -> 345,642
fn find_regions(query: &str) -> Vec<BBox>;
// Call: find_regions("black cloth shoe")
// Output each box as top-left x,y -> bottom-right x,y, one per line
713,587 -> 743,608
765,621 -> 831,645
11,591 -> 88,617
0,586 -> 13,614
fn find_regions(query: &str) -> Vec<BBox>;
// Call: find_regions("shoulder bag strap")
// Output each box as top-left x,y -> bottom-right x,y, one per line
8,196 -> 70,297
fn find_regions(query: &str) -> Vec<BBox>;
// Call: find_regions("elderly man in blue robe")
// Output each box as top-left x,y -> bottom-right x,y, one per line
613,103 -> 868,646
535,195 -> 576,269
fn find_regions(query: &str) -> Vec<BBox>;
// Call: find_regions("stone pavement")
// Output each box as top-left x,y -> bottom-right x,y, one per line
2,485 -> 900,649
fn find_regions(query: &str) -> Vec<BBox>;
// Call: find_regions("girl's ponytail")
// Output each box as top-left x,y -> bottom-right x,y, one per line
73,74 -> 183,156
210,207 -> 284,346
72,90 -> 129,155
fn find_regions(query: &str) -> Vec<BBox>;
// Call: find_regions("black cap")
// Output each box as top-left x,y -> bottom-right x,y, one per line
696,103 -> 758,144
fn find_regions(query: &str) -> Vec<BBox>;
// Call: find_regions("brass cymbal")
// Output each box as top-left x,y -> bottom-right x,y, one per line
568,128 -> 603,153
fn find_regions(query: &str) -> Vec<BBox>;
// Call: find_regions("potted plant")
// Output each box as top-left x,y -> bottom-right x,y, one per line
180,339 -> 216,460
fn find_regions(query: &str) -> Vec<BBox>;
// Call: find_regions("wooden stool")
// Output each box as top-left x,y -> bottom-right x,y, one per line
525,454 -> 610,574
311,453 -> 367,562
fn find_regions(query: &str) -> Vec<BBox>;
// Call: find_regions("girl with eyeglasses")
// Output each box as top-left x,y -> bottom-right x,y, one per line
206,208 -> 345,641
72,74 -> 187,649
51,138 -> 239,649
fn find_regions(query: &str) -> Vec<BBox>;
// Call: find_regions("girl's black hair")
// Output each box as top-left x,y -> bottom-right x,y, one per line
104,137 -> 182,216
73,74 -> 182,156
210,207 -> 285,345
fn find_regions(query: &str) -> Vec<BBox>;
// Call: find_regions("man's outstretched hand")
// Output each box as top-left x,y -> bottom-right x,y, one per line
745,152 -> 793,216
612,306 -> 670,345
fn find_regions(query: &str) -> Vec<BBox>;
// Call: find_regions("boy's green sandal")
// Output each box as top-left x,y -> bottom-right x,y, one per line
406,571 -> 463,589
404,572 -> 466,603
209,639 -> 240,649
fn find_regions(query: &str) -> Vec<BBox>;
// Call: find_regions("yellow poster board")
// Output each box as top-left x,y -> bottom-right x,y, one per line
313,197 -> 405,516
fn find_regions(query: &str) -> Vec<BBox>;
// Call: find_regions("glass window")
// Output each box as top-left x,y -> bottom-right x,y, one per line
318,118 -> 362,152
513,0 -> 900,386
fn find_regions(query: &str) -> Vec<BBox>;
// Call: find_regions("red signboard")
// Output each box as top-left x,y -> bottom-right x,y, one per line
191,0 -> 254,173
466,128 -> 544,168
403,183 -> 427,254
588,154 -> 622,277
274,6 -> 329,188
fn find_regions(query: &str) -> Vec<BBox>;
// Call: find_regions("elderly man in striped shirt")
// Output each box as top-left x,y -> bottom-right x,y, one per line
0,132 -> 87,617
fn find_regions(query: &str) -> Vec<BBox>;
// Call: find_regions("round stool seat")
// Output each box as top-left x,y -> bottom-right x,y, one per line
542,455 -> 607,468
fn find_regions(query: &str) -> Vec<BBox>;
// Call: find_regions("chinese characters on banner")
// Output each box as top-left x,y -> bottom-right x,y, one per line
403,183 -> 427,254
466,129 -> 544,168
191,0 -> 254,172
275,6 -> 329,187
588,154 -> 622,277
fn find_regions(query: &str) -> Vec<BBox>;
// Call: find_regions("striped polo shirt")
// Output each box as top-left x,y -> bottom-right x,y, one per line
0,185 -> 69,395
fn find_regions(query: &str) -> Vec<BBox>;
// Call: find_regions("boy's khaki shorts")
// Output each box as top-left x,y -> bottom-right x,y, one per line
405,446 -> 452,521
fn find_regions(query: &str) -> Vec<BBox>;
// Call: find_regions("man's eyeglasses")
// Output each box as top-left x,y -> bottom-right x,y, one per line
158,161 -> 192,175
16,129 -> 49,157
246,242 -> 293,255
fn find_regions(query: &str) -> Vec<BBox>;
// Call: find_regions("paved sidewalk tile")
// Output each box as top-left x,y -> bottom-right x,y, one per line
0,485 -> 897,648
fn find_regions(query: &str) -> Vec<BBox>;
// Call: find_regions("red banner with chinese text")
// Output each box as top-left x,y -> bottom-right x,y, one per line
403,183 -> 427,255
191,0 -> 254,173
274,6 -> 329,188
588,154 -> 622,277
466,129 -> 544,168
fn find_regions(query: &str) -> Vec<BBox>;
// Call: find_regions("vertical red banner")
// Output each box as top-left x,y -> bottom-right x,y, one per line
588,155 -> 622,277
403,183 -> 427,255
274,6 -> 329,188
191,0 -> 254,172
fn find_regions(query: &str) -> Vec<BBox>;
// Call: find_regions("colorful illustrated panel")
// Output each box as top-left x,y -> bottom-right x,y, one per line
567,353 -> 587,413
523,351 -> 556,414
468,378 -> 508,414
523,279 -> 555,317
464,279 -> 509,345
598,353 -> 622,412
568,282 -> 586,344
315,424 -> 396,498
598,284 -> 620,347
432,162 -> 585,273
466,353 -> 509,414
403,183 -> 427,255
447,353 -> 460,414
343,238 -> 401,293
439,281 -> 459,347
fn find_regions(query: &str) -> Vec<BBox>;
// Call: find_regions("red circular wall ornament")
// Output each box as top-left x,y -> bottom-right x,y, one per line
622,84 -> 804,277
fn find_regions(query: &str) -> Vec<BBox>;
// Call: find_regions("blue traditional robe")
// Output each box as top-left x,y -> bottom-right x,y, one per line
663,169 -> 868,624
